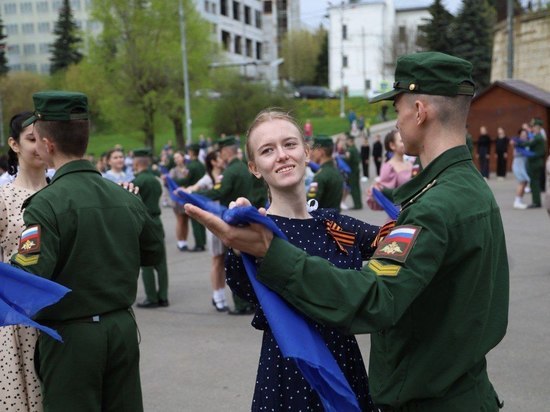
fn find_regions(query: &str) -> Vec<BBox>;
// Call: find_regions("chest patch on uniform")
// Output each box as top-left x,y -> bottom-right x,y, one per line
372,225 -> 421,263
18,225 -> 41,255
368,259 -> 401,276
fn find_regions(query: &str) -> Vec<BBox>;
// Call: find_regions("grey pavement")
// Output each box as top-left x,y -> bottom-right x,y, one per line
137,173 -> 550,411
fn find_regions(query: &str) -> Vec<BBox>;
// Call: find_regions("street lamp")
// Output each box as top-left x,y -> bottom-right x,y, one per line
178,0 -> 192,146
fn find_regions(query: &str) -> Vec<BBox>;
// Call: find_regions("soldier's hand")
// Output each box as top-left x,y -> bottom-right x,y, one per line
120,182 -> 139,195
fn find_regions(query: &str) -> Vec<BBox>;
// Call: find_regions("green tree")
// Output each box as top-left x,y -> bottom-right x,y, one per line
280,29 -> 324,85
89,0 -> 214,148
418,0 -> 454,54
0,16 -> 8,76
50,0 -> 83,74
313,29 -> 329,86
451,0 -> 496,90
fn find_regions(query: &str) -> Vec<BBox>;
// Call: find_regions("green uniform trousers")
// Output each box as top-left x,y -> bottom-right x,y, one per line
527,158 -> 543,206
37,309 -> 142,412
349,170 -> 363,209
141,247 -> 169,302
191,218 -> 206,248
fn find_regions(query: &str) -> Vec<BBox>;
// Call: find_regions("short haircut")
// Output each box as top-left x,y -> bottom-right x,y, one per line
404,91 -> 472,129
34,120 -> 89,157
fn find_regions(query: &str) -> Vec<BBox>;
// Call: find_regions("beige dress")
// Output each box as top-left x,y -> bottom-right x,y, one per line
0,182 -> 43,412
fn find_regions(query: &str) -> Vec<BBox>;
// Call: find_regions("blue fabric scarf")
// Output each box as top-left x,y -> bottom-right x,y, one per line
165,174 -> 360,411
0,262 -> 70,341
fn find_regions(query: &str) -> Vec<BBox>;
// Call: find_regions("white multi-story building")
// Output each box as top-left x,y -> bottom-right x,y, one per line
328,0 -> 430,97
0,0 -> 299,84
1,0 -> 99,74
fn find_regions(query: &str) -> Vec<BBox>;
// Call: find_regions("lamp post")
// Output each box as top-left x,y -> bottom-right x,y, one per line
339,1 -> 345,118
178,0 -> 192,146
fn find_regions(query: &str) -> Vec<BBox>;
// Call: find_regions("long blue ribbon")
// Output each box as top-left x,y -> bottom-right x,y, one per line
372,188 -> 400,220
0,262 -> 71,341
176,190 -> 360,412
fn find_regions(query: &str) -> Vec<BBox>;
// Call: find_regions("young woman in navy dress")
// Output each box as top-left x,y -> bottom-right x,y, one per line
225,109 -> 380,411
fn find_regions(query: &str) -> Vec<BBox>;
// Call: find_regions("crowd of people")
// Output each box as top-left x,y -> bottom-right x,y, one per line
0,50 -> 548,412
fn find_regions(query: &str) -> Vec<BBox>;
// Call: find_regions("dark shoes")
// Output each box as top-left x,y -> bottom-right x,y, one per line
177,245 -> 188,251
137,299 -> 169,308
228,306 -> 255,316
527,204 -> 542,209
137,300 -> 159,308
212,299 -> 228,312
189,246 -> 206,252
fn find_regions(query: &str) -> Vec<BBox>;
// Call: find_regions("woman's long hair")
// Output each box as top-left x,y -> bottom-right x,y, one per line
7,112 -> 34,176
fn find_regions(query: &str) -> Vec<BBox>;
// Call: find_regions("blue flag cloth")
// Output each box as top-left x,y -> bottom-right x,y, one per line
0,262 -> 71,341
308,161 -> 321,173
176,190 -> 360,412
372,188 -> 400,220
335,156 -> 352,174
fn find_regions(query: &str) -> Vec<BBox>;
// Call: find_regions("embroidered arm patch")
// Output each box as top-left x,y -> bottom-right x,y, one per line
18,225 -> 41,255
372,225 -> 421,264
368,259 -> 401,276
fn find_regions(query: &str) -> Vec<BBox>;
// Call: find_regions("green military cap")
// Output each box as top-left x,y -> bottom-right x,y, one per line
133,148 -> 152,157
532,118 -> 544,126
188,143 -> 201,152
22,90 -> 88,127
313,135 -> 334,148
217,136 -> 236,148
370,52 -> 475,103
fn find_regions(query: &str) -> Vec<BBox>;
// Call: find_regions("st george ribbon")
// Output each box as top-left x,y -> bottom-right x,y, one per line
166,174 -> 360,412
0,262 -> 71,341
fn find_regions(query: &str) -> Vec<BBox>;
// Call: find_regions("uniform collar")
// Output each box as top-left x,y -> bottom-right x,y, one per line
50,159 -> 100,184
394,145 -> 472,206
320,160 -> 336,168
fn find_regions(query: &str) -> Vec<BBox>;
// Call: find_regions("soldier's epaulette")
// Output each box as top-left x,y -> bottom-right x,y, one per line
400,179 -> 437,212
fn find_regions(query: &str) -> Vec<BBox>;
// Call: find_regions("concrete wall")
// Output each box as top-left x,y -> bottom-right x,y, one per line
492,10 -> 550,92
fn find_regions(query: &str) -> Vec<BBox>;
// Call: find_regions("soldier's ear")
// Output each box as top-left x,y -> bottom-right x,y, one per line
248,161 -> 262,179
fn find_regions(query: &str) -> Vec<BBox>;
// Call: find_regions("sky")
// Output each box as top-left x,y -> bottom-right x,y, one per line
300,0 -> 467,29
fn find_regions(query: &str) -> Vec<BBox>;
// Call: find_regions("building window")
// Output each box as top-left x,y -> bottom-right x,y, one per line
22,23 -> 35,35
398,26 -> 406,43
234,35 -> 241,54
39,43 -> 50,54
256,41 -> 262,60
255,10 -> 262,28
211,23 -> 217,34
36,1 -> 49,12
71,0 -> 81,11
4,3 -> 16,15
38,22 -> 51,33
24,63 -> 38,72
365,79 -> 371,90
23,44 -> 36,55
343,55 -> 348,68
6,24 -> 18,35
20,2 -> 33,13
10,64 -> 22,71
221,30 -> 230,51
40,63 -> 51,74
211,3 -> 216,14
204,0 -> 209,12
220,0 -> 228,16
246,38 -> 252,57
52,0 -> 63,12
8,45 -> 20,55
263,1 -> 272,13
244,5 -> 251,24
233,1 -> 240,21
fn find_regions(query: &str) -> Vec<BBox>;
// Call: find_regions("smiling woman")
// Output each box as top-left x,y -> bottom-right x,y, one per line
224,108 -> 381,411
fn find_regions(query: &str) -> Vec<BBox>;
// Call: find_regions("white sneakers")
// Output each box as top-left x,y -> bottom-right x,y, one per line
513,200 -> 528,210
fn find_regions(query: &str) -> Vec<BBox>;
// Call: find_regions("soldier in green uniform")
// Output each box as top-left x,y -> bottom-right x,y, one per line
173,144 -> 207,251
345,133 -> 363,209
11,91 -> 164,411
307,136 -> 344,210
518,119 -> 546,208
185,52 -> 509,411
132,148 -> 170,308
199,136 -> 254,315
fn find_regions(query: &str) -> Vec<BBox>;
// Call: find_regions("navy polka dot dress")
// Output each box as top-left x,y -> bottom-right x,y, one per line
226,209 -> 380,411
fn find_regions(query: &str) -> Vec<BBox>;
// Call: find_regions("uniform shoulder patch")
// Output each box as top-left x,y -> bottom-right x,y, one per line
368,259 -> 401,276
18,225 -> 41,255
372,225 -> 421,264
14,253 -> 39,266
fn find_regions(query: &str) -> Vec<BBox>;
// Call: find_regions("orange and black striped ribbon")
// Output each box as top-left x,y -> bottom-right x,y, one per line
371,220 -> 397,248
325,220 -> 356,255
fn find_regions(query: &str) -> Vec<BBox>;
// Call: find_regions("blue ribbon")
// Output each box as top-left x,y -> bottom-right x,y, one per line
0,262 -> 71,341
308,160 -> 321,173
176,190 -> 360,412
336,156 -> 352,174
372,188 -> 400,220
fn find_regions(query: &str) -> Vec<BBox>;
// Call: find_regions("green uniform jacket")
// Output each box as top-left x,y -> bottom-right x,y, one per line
174,159 -> 206,187
11,160 -> 164,322
133,169 -> 162,217
347,144 -> 361,175
201,157 -> 252,207
258,146 -> 509,410
306,160 -> 343,210
520,133 -> 546,166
